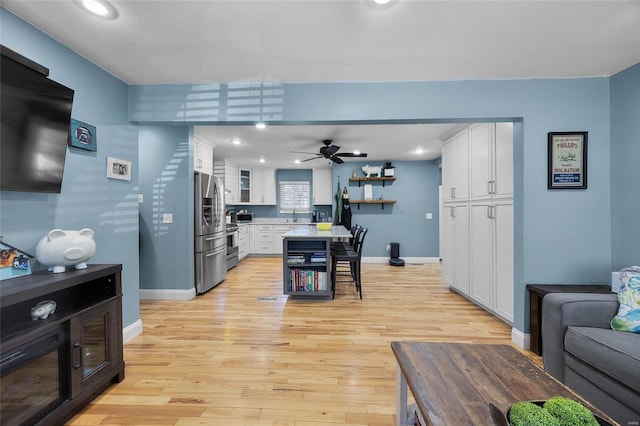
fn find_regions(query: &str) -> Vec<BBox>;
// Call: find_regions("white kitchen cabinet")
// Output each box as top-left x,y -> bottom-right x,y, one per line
214,160 -> 239,204
469,123 -> 513,200
442,128 -> 469,202
469,200 -> 514,323
441,122 -> 513,325
493,201 -> 514,322
239,169 -> 251,204
194,135 -> 214,175
251,168 -> 277,205
251,224 -> 273,254
442,203 -> 469,296
238,224 -> 250,260
312,168 -> 333,205
272,225 -> 296,254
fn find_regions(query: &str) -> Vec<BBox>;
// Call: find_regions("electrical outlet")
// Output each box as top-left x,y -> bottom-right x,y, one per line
386,244 -> 390,251
138,194 -> 144,203
163,213 -> 173,224
426,212 -> 433,219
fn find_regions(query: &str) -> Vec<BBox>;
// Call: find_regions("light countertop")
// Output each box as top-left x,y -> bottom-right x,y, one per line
283,225 -> 351,238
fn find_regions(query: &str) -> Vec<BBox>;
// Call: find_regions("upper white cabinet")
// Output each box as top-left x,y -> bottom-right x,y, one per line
469,123 -> 513,200
214,160 -> 239,204
251,168 -> 277,205
442,128 -> 469,202
239,169 -> 251,203
194,135 -> 214,175
312,168 -> 333,205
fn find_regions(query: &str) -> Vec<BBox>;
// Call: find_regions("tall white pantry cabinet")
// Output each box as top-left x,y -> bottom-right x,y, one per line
442,122 -> 514,324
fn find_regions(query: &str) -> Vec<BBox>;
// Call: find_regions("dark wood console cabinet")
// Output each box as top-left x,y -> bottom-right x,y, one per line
0,264 -> 125,425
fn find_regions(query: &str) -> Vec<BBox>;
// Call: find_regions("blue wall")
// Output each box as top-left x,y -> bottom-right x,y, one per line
610,63 -> 640,269
138,126 -> 194,291
129,78 -> 614,334
332,161 -> 441,258
0,10 -> 140,328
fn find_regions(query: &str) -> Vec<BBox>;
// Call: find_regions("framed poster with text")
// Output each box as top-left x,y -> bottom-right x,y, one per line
548,131 -> 588,189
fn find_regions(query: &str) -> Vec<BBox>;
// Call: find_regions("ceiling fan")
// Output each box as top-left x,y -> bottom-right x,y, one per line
291,139 -> 368,164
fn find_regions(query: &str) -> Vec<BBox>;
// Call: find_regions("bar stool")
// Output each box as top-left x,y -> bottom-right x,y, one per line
331,227 -> 367,299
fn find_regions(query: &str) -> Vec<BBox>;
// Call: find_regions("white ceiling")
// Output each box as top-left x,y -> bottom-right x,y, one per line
4,0 -> 639,168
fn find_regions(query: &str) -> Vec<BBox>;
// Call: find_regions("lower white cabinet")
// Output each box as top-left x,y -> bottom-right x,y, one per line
272,225 -> 296,254
442,203 -> 470,296
238,224 -> 250,260
251,224 -> 273,254
249,223 -> 300,255
469,200 -> 514,323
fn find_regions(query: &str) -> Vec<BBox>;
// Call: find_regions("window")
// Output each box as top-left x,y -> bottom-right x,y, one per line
279,181 -> 310,214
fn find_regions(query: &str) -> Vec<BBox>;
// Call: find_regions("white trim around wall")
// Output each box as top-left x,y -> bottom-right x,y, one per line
511,328 -> 530,350
139,287 -> 197,300
123,319 -> 143,344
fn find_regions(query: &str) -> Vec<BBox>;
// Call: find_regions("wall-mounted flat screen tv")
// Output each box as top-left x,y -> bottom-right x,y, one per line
1,46 -> 75,193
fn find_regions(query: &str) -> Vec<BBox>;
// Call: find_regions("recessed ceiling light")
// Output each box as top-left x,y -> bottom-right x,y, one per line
374,0 -> 391,4
231,138 -> 242,145
294,160 -> 301,164
75,0 -> 118,19
255,122 -> 266,130
415,148 -> 424,154
259,158 -> 266,163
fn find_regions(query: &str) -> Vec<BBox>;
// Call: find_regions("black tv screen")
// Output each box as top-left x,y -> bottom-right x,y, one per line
1,46 -> 74,193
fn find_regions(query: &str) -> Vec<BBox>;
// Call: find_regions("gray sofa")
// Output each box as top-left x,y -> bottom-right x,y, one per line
542,293 -> 640,425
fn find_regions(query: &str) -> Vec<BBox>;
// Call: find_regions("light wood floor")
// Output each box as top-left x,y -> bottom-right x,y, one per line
68,257 -> 540,425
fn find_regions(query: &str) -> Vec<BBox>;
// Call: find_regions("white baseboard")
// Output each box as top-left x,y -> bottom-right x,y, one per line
362,257 -> 440,264
511,328 -> 530,350
139,287 -> 196,300
123,319 -> 143,344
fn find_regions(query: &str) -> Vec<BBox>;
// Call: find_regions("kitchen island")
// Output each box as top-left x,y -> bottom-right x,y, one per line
282,225 -> 351,299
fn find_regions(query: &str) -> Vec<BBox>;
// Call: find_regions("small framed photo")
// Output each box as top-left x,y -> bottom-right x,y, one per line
548,131 -> 588,189
69,119 -> 97,151
107,156 -> 132,181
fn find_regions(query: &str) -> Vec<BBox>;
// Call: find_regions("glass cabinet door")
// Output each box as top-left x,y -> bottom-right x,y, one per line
240,169 -> 251,203
70,301 -> 118,398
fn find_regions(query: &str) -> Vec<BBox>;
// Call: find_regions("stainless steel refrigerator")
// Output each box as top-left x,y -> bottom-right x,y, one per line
194,172 -> 227,294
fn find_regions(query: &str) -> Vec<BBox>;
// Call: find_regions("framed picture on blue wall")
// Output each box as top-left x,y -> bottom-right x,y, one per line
69,119 -> 97,151
548,131 -> 588,189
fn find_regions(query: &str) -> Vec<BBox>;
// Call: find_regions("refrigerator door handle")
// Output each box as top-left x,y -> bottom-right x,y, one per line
206,246 -> 226,257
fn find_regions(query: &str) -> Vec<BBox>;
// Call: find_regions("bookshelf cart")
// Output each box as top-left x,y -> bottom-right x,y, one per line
282,225 -> 351,299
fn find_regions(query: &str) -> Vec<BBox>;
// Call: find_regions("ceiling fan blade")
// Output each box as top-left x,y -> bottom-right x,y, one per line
300,156 -> 322,162
325,145 -> 340,156
291,150 -> 320,155
336,152 -> 368,158
330,156 -> 344,164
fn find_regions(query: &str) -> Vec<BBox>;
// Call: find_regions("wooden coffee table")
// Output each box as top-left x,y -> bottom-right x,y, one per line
391,342 -> 617,426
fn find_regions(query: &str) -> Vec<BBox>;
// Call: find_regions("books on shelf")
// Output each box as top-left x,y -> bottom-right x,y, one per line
288,269 -> 327,292
310,252 -> 326,263
287,254 -> 305,265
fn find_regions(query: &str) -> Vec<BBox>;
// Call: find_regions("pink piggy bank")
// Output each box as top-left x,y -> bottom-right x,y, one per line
35,229 -> 96,273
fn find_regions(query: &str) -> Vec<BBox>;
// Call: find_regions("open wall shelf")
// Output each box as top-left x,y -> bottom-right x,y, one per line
349,177 -> 396,187
350,200 -> 397,209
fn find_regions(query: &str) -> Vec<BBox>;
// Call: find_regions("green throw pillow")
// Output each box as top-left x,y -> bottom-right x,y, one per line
611,273 -> 640,333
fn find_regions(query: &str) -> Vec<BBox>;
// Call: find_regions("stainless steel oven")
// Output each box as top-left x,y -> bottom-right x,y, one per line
226,224 -> 239,270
